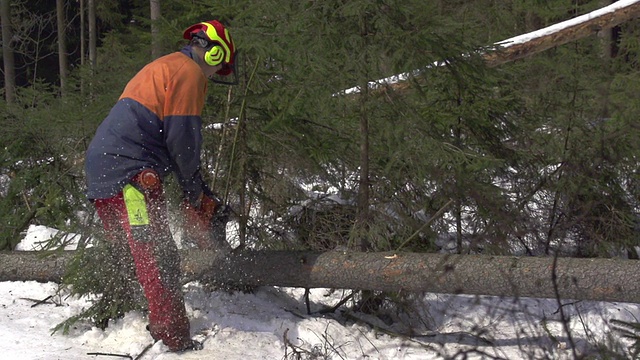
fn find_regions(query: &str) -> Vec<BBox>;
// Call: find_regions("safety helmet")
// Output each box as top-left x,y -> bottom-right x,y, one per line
183,20 -> 236,77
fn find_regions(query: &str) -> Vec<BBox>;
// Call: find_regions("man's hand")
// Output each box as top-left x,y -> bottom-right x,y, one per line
197,192 -> 220,223
182,192 -> 231,251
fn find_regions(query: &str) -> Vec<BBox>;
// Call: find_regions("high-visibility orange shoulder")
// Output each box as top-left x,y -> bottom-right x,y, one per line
119,52 -> 207,120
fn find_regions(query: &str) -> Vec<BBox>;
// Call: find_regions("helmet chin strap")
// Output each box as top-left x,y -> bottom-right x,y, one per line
190,41 -> 238,85
210,76 -> 238,85
208,51 -> 239,86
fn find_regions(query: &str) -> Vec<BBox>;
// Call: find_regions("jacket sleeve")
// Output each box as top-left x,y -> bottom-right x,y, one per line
163,59 -> 209,204
164,115 -> 207,203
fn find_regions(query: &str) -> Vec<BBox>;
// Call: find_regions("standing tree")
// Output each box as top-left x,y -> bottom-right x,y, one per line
56,0 -> 68,97
353,10 -> 372,252
87,0 -> 95,73
1,0 -> 15,104
149,0 -> 161,59
79,0 -> 84,66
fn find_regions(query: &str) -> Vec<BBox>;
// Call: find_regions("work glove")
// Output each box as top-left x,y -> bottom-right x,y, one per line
182,190 -> 231,251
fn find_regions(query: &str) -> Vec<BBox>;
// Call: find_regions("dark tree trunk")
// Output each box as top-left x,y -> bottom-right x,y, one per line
1,0 -> 16,103
88,0 -> 96,72
2,250 -> 639,303
56,0 -> 68,96
79,0 -> 84,66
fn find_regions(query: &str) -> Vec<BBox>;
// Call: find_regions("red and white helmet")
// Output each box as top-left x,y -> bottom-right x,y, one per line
183,20 -> 236,76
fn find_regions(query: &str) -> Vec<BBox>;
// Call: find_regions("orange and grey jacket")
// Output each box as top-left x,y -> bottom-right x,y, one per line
85,46 -> 209,203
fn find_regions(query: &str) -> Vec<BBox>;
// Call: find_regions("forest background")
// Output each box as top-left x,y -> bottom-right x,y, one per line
1,0 -> 640,307
2,0 -> 640,357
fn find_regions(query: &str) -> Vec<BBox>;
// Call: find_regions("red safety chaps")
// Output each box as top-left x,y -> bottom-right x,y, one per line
93,175 -> 191,351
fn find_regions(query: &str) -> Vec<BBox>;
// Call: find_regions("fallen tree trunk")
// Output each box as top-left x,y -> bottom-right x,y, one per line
2,250 -> 639,303
343,0 -> 640,94
483,0 -> 640,67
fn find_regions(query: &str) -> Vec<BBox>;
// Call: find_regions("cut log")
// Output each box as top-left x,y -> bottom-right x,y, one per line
2,250 -> 639,303
0,251 -> 69,283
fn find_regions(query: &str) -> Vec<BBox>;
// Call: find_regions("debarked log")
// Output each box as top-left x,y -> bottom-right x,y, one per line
1,250 -> 638,303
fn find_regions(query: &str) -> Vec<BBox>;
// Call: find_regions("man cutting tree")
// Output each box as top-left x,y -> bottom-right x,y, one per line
84,20 -> 236,352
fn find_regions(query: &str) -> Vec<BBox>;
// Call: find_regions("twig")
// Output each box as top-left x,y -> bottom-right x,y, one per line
86,352 -> 132,359
550,252 -> 578,358
19,295 -> 55,307
282,308 -> 307,319
304,288 -> 311,315
282,328 -> 313,359
552,300 -> 581,315
223,55 -> 260,201
341,311 -> 438,350
355,327 -> 379,354
86,340 -> 155,360
317,326 -> 346,360
22,191 -> 32,211
133,341 -> 156,360
395,199 -> 454,252
317,291 -> 355,314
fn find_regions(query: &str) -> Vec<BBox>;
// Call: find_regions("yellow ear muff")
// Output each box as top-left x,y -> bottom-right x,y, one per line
204,45 -> 225,66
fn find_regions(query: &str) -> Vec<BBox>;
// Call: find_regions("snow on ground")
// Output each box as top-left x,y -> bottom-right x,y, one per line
2,226 -> 638,359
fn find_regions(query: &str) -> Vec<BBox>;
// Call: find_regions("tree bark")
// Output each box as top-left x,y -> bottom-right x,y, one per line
2,250 -> 639,303
79,0 -> 84,67
87,0 -> 96,73
149,0 -> 161,59
56,0 -> 68,96
1,0 -> 16,104
355,13 -> 372,251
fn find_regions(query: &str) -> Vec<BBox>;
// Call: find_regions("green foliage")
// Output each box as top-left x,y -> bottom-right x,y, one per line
0,9 -> 149,250
53,239 -> 146,334
182,0 -> 640,256
0,79 -> 89,249
493,20 -> 640,256
1,0 -> 638,261
224,1 -> 481,251
0,1 -> 638,346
